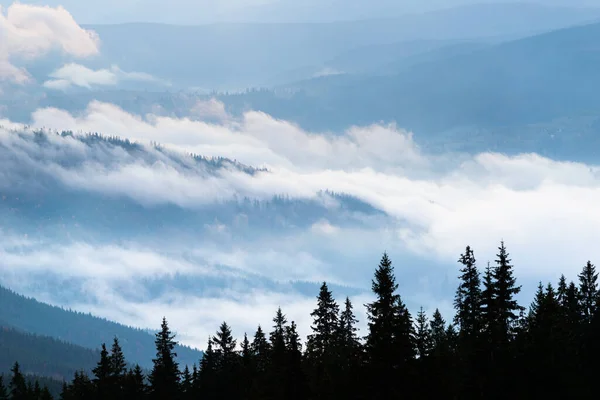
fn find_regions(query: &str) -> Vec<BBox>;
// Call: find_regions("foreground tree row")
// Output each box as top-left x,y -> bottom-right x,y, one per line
4,241 -> 600,399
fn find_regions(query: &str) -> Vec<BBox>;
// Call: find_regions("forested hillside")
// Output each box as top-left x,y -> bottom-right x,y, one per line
0,286 -> 203,370
0,325 -> 100,380
4,241 -> 600,399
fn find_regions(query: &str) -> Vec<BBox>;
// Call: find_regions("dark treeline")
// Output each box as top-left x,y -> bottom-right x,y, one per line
5,241 -> 600,399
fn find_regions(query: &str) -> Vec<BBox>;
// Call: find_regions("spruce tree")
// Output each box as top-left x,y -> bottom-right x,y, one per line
306,282 -> 340,357
526,283 -> 563,397
93,343 -> 111,398
414,307 -> 433,359
250,326 -> 270,374
492,241 -> 523,343
124,365 -> 147,400
70,371 -> 94,400
33,381 -> 42,400
305,282 -> 340,400
212,322 -> 240,399
365,252 -> 414,400
59,382 -> 69,400
109,337 -> 127,398
454,246 -> 482,340
9,363 -> 28,400
197,338 -> 217,400
249,326 -> 270,400
40,387 -> 53,400
338,297 -> 360,351
149,317 -> 180,400
453,246 -> 484,397
240,333 -> 253,400
578,261 -> 598,324
336,297 -> 363,400
180,366 -> 192,400
268,308 -> 289,399
557,274 -> 568,305
430,309 -> 447,352
284,321 -> 307,400
480,262 -> 496,340
0,376 -> 7,400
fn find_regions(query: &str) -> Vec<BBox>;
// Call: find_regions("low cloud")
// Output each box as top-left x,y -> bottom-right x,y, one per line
4,101 -> 600,279
0,3 -> 99,84
2,101 -> 600,348
44,63 -> 166,90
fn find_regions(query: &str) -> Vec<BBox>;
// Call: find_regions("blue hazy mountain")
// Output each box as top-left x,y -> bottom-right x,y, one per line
27,3 -> 594,91
209,19 -> 600,162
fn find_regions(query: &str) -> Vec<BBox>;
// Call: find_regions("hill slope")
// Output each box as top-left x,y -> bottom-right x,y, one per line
0,286 -> 203,370
0,324 -> 100,381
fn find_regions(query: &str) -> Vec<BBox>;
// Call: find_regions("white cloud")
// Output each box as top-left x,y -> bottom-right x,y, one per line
28,100 -> 428,173
0,3 -> 99,84
13,100 -> 600,282
191,98 -> 229,121
43,63 -> 165,90
3,101 -> 600,348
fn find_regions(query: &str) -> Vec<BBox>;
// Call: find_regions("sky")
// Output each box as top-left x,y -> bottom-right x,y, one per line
2,1 -> 600,352
1,0 -> 599,24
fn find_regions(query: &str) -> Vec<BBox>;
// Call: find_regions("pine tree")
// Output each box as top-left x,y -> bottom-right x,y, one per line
124,365 -> 147,400
180,366 -> 192,400
454,246 -> 482,340
70,371 -> 94,400
93,343 -> 111,398
59,382 -> 69,400
40,387 -> 53,400
149,317 -> 180,400
430,309 -> 447,352
198,338 -> 217,400
212,322 -> 240,399
284,321 -> 307,400
480,262 -> 496,340
414,307 -> 433,359
250,326 -> 270,374
109,337 -> 127,398
249,326 -> 270,400
9,363 -> 28,400
492,241 -> 523,343
0,376 -> 7,400
306,282 -> 340,357
268,307 -> 289,400
365,252 -> 414,400
33,380 -> 42,400
336,297 -> 364,400
526,283 -> 563,397
338,297 -> 360,351
579,261 -> 598,324
557,274 -> 568,305
453,245 -> 483,398
240,333 -> 253,400
305,282 -> 340,400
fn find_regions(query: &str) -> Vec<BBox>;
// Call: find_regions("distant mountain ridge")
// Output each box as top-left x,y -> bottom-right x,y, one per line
50,3 -> 600,90
212,18 -> 600,162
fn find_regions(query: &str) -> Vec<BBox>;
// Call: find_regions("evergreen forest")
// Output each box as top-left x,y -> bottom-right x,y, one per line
4,241 -> 600,399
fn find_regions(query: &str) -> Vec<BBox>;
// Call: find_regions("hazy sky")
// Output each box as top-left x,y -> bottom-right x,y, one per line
2,0 -> 599,24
